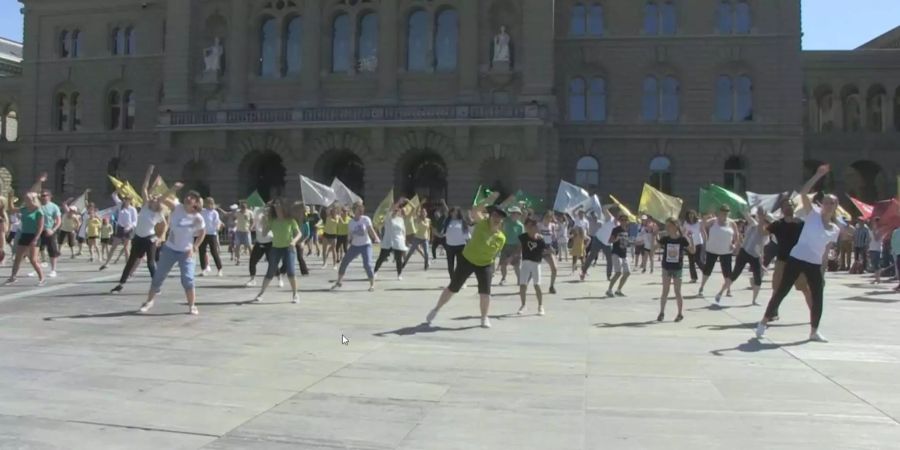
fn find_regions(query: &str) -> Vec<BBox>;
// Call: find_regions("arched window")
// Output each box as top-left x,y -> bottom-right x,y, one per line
575,156 -> 600,190
406,10 -> 428,72
124,90 -> 135,130
259,17 -> 278,77
55,159 -> 70,195
660,2 -> 677,35
108,90 -> 121,130
56,93 -> 69,131
660,76 -> 680,122
866,86 -> 886,132
642,76 -> 659,121
357,12 -> 379,72
283,16 -> 303,76
643,2 -> 659,35
894,87 -> 900,131
843,91 -> 862,132
588,5 -> 604,36
111,27 -> 123,55
124,26 -> 135,55
2,106 -> 18,142
723,156 -> 746,194
649,156 -> 672,193
715,75 -> 733,122
568,77 -> 587,121
332,13 -> 351,73
736,75 -> 753,121
570,4 -> 586,36
816,88 -> 835,132
734,1 -> 751,34
59,30 -> 70,58
70,93 -> 81,131
716,1 -> 733,34
589,77 -> 606,122
71,30 -> 80,57
435,9 -> 459,72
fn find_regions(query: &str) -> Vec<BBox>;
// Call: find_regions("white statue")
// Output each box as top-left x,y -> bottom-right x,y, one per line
203,37 -> 224,74
493,26 -> 511,64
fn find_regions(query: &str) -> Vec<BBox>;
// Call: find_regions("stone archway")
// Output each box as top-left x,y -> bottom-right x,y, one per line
239,150 -> 286,201
314,150 -> 365,198
395,149 -> 448,201
845,160 -> 885,203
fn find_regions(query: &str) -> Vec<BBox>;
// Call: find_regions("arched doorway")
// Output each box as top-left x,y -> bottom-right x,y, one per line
182,159 -> 211,198
845,160 -> 885,203
478,157 -> 516,201
397,150 -> 447,201
314,150 -> 364,198
239,150 -> 286,201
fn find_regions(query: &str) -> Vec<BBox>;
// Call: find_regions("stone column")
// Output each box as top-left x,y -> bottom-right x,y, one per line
519,0 -> 554,103
226,0 -> 249,108
458,0 -> 478,101
302,0 -> 322,105
377,0 -> 398,102
162,0 -> 193,110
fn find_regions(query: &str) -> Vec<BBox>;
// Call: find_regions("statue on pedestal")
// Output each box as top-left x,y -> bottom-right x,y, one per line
203,37 -> 224,76
492,26 -> 511,69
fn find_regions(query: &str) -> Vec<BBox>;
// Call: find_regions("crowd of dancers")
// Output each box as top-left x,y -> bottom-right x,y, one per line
2,164 -> 897,341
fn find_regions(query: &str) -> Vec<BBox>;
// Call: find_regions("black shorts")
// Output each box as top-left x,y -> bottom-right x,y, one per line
114,226 -> 131,240
76,236 -> 85,243
39,233 -> 61,257
57,230 -> 76,248
101,237 -> 111,245
6,232 -> 15,245
17,233 -> 35,247
336,235 -> 348,247
323,233 -> 337,240
447,255 -> 493,295
702,252 -> 733,278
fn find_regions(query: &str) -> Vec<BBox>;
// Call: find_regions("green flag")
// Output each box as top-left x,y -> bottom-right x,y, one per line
513,189 -> 543,210
699,184 -> 748,219
472,185 -> 493,207
246,190 -> 265,208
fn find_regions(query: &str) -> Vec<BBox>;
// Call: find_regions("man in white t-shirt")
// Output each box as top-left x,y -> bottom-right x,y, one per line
580,206 -> 616,282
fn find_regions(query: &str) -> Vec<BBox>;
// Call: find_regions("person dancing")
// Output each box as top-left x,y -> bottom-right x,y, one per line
756,165 -> 840,342
657,218 -> 695,322
681,210 -> 706,283
517,218 -> 546,316
254,199 -> 302,303
698,206 -> 739,297
5,192 -> 45,286
332,202 -> 380,291
374,199 -> 409,280
198,197 -> 224,277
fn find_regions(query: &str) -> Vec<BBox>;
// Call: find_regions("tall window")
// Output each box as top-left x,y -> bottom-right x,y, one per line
55,93 -> 69,131
894,87 -> 900,131
642,76 -> 659,121
816,90 -> 835,132
71,93 -> 81,131
643,2 -> 659,35
660,2 -> 677,35
588,5 -> 604,36
108,91 -> 121,130
435,9 -> 458,71
2,106 -> 17,142
843,93 -> 862,132
58,29 -> 81,58
111,27 -> 123,55
570,4 -> 603,36
660,76 -> 680,122
283,16 -> 303,76
715,75 -> 733,121
259,17 -> 278,77
357,12 -> 379,72
568,78 -> 587,121
589,78 -> 607,122
724,156 -> 746,194
406,10 -> 428,72
332,13 -> 351,72
716,1 -> 733,34
649,156 -> 672,193
866,86 -> 886,132
645,1 -> 676,35
59,30 -> 70,58
124,26 -> 135,55
570,4 -> 586,36
71,30 -> 80,57
55,159 -> 70,195
718,1 -> 751,34
735,75 -> 753,121
716,75 -> 753,122
575,156 -> 600,190
124,90 -> 135,130
734,1 -> 751,34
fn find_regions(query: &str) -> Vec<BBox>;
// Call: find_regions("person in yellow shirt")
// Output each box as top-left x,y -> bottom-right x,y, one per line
321,207 -> 339,268
335,208 -> 350,261
58,206 -> 81,259
99,218 -> 114,261
84,208 -> 102,263
402,207 -> 431,270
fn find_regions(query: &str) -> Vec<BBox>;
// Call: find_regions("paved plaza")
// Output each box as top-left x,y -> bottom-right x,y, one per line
0,255 -> 899,449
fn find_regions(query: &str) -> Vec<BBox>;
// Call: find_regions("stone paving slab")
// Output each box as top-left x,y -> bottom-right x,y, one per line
0,258 -> 898,449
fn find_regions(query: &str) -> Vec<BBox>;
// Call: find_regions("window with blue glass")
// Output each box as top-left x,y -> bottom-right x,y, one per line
406,10 -> 428,72
357,12 -> 379,72
332,13 -> 351,72
435,9 -> 458,71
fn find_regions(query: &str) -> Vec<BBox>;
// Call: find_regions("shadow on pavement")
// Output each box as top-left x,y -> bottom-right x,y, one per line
710,338 -> 808,356
43,310 -> 186,320
385,287 -> 444,292
695,322 -> 806,331
593,320 -> 657,328
373,323 -> 481,336
687,303 -> 757,312
840,296 -> 900,303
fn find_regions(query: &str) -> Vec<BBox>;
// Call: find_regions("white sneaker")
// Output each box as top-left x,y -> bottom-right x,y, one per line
49,270 -> 57,278
27,272 -> 36,278
810,331 -> 828,343
278,277 -> 284,288
714,293 -> 721,304
538,306 -> 545,316
216,270 -> 223,277
481,317 -> 492,328
37,279 -> 47,287
244,279 -> 256,287
517,306 -> 526,315
426,308 -> 438,325
755,322 -> 767,339
41,263 -> 48,268
291,294 -> 299,304
253,295 -> 263,303
397,275 -> 403,281
198,271 -> 205,277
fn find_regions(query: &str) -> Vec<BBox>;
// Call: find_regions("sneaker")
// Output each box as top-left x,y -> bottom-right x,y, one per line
579,273 -> 585,282
517,305 -> 527,315
99,265 -> 107,271
291,294 -> 299,304
27,272 -> 35,278
499,278 -> 506,286
216,270 -> 223,277
397,275 -> 403,281
37,279 -> 46,287
605,290 -> 614,297
674,314 -> 684,322
4,277 -> 16,285
110,285 -> 124,294
549,286 -> 557,294
198,271 -> 205,277
426,308 -> 438,325
480,317 -> 492,328
657,313 -> 664,322
253,295 -> 263,303
89,258 -> 94,263
331,282 -> 342,290
755,322 -> 767,339
189,305 -> 199,315
715,293 -> 721,304
139,300 -> 154,313
41,263 -> 48,268
614,291 -> 625,297
278,278 -> 284,288
49,271 -> 57,278
538,306 -> 545,316
809,331 -> 828,343
244,279 -> 257,287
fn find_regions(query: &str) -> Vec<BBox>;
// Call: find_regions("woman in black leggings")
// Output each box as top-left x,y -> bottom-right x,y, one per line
441,207 -> 470,279
756,165 -> 839,343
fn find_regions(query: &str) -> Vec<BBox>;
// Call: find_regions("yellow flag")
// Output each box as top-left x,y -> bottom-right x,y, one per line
639,183 -> 684,223
403,195 -> 420,216
123,181 -> 144,207
609,195 -> 637,222
836,205 -> 852,221
373,189 -> 394,230
150,176 -> 169,197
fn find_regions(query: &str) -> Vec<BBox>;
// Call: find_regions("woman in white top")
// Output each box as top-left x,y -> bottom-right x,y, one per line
698,205 -> 739,297
374,199 -> 409,280
757,165 -> 839,342
199,197 -> 224,276
442,207 -> 470,279
139,185 -> 205,316
332,202 -> 380,291
555,213 -> 570,263
637,217 -> 658,274
681,210 -> 706,282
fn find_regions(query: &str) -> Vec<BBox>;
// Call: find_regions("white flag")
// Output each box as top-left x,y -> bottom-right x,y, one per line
331,178 -> 362,206
300,175 -> 336,206
97,206 -> 117,220
70,193 -> 87,213
553,181 -> 590,214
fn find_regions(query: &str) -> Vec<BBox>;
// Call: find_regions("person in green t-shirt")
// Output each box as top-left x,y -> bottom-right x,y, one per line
425,204 -> 506,329
253,199 -> 302,304
6,192 -> 46,285
498,207 -> 524,286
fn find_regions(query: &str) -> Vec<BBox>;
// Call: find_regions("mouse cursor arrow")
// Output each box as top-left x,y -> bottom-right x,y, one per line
341,334 -> 350,346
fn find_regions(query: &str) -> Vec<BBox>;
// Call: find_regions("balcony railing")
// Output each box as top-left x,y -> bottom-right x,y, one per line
162,103 -> 550,128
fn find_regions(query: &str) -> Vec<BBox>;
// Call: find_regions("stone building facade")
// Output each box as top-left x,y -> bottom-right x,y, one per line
0,0 -> 897,210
